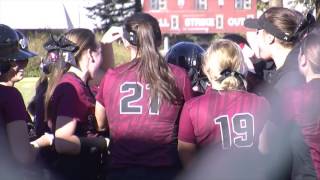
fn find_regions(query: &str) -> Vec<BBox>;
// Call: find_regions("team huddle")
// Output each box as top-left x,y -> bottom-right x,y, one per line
0,7 -> 320,180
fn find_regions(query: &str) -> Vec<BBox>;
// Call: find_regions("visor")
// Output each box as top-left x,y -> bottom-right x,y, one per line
244,15 -> 294,42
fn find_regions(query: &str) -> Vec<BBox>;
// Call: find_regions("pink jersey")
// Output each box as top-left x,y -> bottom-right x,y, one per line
283,79 -> 320,178
96,60 -> 193,167
179,89 -> 270,150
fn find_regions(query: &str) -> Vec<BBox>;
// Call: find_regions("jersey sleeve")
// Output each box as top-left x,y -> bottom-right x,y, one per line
56,83 -> 81,120
3,88 -> 30,124
178,102 -> 196,144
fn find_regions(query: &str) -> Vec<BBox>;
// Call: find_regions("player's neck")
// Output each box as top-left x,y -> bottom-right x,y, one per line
0,75 -> 14,86
68,66 -> 89,82
271,47 -> 291,70
130,48 -> 140,60
0,81 -> 13,86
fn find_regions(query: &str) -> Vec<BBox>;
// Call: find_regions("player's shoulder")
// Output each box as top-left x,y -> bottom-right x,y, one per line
184,92 -> 210,109
0,85 -> 22,97
168,63 -> 188,77
59,73 -> 82,88
107,61 -> 136,78
245,91 -> 270,107
0,85 -> 24,106
242,90 -> 267,100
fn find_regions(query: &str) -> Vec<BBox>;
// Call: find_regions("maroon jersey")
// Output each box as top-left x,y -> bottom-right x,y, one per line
0,85 -> 31,172
179,89 -> 270,150
283,79 -> 320,177
48,73 -> 96,136
0,85 -> 31,124
96,60 -> 193,167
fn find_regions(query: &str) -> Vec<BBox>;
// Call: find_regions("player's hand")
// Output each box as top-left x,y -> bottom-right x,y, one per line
30,133 -> 54,148
101,26 -> 123,44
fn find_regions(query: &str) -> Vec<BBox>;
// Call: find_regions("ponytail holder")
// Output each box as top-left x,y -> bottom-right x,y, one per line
218,68 -> 245,82
217,68 -> 232,82
294,11 -> 316,38
42,34 -> 79,67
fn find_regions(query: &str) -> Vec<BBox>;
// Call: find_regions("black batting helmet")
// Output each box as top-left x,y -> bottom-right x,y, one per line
16,30 -> 37,58
165,41 -> 207,94
0,24 -> 36,62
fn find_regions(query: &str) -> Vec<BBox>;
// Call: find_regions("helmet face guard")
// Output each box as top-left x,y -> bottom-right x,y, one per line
40,50 -> 75,75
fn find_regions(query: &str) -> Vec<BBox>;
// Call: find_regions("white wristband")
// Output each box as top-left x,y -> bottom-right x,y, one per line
45,133 -> 54,146
30,141 -> 40,148
105,138 -> 110,147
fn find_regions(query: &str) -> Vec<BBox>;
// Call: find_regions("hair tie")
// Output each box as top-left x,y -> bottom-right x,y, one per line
41,34 -> 79,74
218,68 -> 232,82
294,11 -> 316,39
218,68 -> 245,82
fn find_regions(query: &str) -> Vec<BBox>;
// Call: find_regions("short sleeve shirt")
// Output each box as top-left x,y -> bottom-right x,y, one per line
0,85 -> 31,124
179,89 -> 270,150
283,79 -> 320,177
96,60 -> 193,167
0,85 -> 31,168
48,73 -> 96,136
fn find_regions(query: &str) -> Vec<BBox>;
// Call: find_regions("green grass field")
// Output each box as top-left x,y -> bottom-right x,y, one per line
18,37 -> 131,106
15,77 -> 39,106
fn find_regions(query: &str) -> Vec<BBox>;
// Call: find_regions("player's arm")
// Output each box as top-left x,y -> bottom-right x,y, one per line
258,120 -> 278,154
95,101 -> 109,132
100,26 -> 123,71
178,101 -> 197,167
6,120 -> 37,164
5,88 -> 50,164
178,140 -> 197,167
55,115 -> 109,155
54,116 -> 81,155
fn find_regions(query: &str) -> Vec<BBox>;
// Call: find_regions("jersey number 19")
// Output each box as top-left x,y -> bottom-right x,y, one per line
214,113 -> 254,149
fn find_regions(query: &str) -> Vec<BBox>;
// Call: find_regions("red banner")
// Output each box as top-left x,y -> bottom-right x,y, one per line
143,0 -> 257,34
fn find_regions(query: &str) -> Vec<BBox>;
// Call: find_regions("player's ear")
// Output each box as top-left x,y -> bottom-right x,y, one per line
87,49 -> 95,63
265,33 -> 275,45
299,54 -> 307,69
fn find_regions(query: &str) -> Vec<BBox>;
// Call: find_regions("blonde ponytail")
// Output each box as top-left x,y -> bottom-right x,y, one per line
203,39 -> 248,91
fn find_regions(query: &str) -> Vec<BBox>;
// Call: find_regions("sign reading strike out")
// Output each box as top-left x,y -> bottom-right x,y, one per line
144,1 -> 257,34
154,14 -> 255,34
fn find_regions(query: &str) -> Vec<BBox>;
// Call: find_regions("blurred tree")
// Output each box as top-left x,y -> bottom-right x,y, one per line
288,0 -> 318,21
258,0 -> 318,21
257,0 -> 269,10
316,0 -> 320,22
269,0 -> 283,7
86,0 -> 142,30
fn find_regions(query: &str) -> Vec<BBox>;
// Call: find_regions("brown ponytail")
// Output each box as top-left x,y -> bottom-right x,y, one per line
44,28 -> 97,121
44,60 -> 69,122
125,13 -> 182,104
